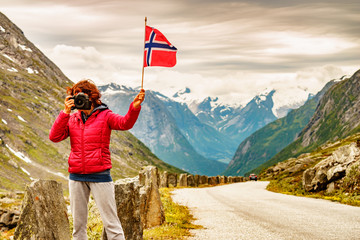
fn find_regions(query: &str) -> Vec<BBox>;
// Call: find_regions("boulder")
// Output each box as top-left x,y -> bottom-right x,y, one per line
103,177 -> 143,240
14,180 -> 70,240
0,209 -> 20,231
138,166 -> 165,229
302,143 -> 360,191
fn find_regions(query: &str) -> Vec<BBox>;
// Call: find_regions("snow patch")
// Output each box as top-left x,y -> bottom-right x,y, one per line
155,93 -> 170,102
17,115 -> 27,122
7,67 -> 18,72
5,144 -> 32,163
2,119 -> 7,125
26,67 -> 38,74
0,26 -> 5,32
18,44 -> 33,52
21,167 -> 31,176
255,94 -> 268,105
7,109 -> 12,112
2,53 -> 15,62
103,87 -> 127,95
45,170 -> 67,179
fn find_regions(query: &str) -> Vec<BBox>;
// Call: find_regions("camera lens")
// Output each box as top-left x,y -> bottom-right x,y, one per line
75,98 -> 84,107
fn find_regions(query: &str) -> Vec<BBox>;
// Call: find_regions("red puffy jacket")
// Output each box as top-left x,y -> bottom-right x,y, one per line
49,103 -> 141,174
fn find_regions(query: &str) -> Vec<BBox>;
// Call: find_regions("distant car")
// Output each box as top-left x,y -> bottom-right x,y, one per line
249,173 -> 257,181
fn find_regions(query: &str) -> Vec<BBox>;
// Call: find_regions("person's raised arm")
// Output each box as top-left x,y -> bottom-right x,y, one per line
108,89 -> 145,130
133,89 -> 145,109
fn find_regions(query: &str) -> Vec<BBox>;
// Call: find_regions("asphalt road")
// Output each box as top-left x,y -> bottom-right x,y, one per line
172,181 -> 360,240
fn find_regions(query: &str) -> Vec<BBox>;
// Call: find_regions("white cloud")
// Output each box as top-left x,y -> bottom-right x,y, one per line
2,0 -> 359,109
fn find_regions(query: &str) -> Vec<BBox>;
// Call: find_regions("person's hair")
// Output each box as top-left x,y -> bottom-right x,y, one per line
66,79 -> 102,107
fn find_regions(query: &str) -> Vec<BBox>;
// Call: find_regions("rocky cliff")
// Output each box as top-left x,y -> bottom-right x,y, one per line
261,69 -> 360,170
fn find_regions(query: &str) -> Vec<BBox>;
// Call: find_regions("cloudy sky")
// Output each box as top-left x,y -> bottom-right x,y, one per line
1,0 -> 360,107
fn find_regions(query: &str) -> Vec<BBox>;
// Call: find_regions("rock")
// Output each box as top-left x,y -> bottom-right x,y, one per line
138,166 -> 165,229
13,179 -> 70,240
0,211 -> 12,226
302,143 -> 360,192
103,177 -> 143,240
303,168 -> 317,191
287,164 -> 304,174
326,182 -> 336,193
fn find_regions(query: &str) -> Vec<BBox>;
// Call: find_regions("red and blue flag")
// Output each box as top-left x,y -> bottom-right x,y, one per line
144,26 -> 177,67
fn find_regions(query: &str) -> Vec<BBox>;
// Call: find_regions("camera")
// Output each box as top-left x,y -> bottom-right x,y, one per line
70,92 -> 92,110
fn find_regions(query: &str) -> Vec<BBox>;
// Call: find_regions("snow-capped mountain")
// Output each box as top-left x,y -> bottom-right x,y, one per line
100,83 -> 321,175
175,88 -> 279,143
100,84 -> 228,175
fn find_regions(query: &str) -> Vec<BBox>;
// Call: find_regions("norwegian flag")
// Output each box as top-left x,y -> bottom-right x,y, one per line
144,26 -> 177,67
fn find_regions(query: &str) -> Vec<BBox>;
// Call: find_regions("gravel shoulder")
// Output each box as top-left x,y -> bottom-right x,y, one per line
172,181 -> 360,240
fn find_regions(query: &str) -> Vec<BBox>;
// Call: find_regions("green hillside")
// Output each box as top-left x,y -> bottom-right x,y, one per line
254,70 -> 360,173
223,80 -> 335,176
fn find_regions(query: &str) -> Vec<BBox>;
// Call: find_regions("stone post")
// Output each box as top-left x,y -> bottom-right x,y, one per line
178,174 -> 187,187
167,173 -> 177,187
199,175 -> 208,185
187,175 -> 195,187
194,175 -> 200,187
160,171 -> 169,188
14,180 -> 70,240
139,166 -> 165,229
103,177 -> 143,240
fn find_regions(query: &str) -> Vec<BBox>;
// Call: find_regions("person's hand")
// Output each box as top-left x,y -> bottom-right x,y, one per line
133,89 -> 145,109
64,96 -> 75,114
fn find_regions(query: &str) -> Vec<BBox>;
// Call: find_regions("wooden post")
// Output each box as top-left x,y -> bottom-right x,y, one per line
141,17 -> 147,89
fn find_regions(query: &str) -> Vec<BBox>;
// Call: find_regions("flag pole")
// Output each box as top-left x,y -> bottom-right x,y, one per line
141,17 -> 147,89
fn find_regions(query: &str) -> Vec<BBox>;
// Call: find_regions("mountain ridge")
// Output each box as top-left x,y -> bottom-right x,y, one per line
255,69 -> 360,173
100,84 -> 228,175
222,79 -> 337,176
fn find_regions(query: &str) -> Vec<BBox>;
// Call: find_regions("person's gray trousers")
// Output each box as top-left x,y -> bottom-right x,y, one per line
69,180 -> 125,240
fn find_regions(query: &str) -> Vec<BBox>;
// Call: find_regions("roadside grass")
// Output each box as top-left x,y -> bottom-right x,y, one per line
264,134 -> 360,207
143,187 -> 202,240
266,171 -> 360,207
